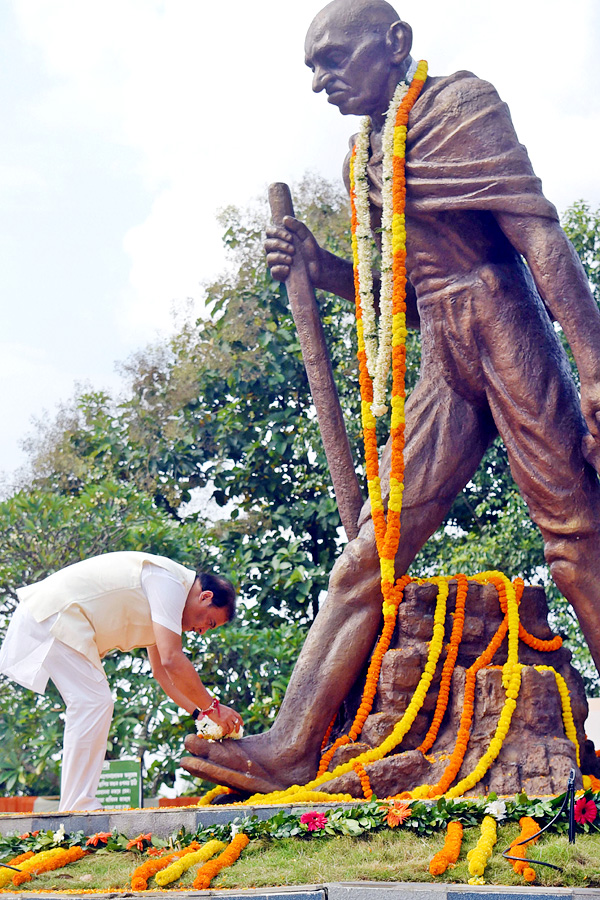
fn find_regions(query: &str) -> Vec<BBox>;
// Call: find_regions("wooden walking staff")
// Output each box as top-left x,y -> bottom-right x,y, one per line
268,182 -> 364,541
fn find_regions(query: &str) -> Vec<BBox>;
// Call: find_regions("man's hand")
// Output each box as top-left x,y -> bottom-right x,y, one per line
207,703 -> 243,736
265,215 -> 324,284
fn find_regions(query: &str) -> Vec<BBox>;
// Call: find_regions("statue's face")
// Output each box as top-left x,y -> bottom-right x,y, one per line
305,15 -> 395,117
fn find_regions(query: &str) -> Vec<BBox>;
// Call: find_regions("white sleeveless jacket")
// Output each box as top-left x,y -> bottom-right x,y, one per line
17,552 -> 196,672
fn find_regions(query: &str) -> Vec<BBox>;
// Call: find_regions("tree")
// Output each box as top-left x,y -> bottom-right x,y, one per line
0,175 -> 355,795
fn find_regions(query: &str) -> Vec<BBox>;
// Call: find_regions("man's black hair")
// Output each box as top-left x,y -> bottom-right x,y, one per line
196,570 -> 237,622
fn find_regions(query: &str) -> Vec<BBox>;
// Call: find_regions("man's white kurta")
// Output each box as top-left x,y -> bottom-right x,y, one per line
0,551 -> 197,810
0,551 -> 196,690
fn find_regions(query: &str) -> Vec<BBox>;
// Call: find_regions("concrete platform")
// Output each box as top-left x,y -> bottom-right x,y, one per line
5,883 -> 600,899
0,802 -> 357,839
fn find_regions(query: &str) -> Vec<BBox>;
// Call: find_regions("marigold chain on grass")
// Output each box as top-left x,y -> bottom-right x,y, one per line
429,820 -> 463,876
507,816 -> 540,883
192,834 -> 250,890
467,815 -> 497,883
130,841 -> 203,890
8,847 -> 86,887
154,839 -> 226,887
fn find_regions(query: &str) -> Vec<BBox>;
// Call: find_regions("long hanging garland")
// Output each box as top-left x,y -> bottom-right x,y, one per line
350,59 -> 428,610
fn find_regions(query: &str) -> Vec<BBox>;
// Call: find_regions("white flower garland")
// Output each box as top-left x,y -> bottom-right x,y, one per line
354,60 -> 418,417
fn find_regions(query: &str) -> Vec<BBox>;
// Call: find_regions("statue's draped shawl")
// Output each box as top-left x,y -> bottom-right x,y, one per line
404,71 -> 559,221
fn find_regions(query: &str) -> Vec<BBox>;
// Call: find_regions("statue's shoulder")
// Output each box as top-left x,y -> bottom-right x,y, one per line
417,70 -> 502,113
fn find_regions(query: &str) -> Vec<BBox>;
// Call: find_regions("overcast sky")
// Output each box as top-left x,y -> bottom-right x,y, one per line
2,0 -> 599,482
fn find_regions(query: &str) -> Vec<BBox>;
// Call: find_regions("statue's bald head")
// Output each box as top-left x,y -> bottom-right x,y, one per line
308,0 -> 402,39
305,0 -> 412,119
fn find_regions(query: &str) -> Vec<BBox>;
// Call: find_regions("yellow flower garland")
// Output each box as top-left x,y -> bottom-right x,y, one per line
444,664 -> 523,799
245,578 -> 448,804
467,815 -> 497,882
196,785 -> 232,806
154,840 -> 225,887
534,665 -> 580,766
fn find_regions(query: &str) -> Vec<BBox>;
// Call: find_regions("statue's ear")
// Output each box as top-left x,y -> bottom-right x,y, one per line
387,20 -> 412,63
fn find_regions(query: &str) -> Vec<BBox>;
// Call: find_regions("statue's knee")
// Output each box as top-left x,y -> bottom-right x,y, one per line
549,557 -> 579,594
328,526 -> 381,605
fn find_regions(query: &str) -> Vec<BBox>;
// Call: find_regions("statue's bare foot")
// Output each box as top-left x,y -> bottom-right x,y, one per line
182,732 -> 318,796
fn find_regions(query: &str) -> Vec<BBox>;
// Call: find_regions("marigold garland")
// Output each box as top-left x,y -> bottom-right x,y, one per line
154,840 -> 226,887
467,815 -> 497,882
350,59 -> 428,592
11,847 -> 86,887
534,665 -> 580,766
318,574 -> 412,775
320,713 -> 337,751
130,841 -> 201,891
419,574 -> 468,754
429,820 -> 463,875
507,816 -> 539,882
0,853 -> 34,889
192,833 -> 250,890
353,762 -> 373,800
426,574 -> 522,799
197,785 -> 233,806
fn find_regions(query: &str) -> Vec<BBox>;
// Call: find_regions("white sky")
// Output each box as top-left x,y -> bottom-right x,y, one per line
2,0 -> 600,480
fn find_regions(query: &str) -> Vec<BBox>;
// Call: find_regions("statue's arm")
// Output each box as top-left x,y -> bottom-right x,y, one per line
497,211 -> 600,456
264,216 -> 420,327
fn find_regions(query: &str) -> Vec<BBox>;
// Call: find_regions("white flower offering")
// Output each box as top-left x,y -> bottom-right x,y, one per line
195,718 -> 243,741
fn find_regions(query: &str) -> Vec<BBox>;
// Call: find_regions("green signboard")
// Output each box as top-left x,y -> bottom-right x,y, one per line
96,759 -> 142,809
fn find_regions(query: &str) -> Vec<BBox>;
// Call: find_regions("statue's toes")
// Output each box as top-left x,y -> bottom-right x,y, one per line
181,752 -> 283,795
182,733 -> 286,794
184,732 -> 213,758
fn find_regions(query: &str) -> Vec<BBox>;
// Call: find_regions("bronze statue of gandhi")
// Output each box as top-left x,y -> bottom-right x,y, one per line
183,0 -> 600,795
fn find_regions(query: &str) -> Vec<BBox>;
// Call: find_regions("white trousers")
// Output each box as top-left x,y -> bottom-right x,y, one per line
0,605 -> 113,811
43,639 -> 114,811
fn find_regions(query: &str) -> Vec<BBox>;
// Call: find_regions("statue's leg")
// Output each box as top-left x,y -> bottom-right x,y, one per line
483,316 -> 600,675
183,369 -> 495,792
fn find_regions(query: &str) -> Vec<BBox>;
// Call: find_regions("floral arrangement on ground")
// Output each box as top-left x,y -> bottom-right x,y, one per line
1,789 -> 599,893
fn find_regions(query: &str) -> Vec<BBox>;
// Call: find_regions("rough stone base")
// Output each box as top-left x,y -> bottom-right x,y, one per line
322,581 -> 598,798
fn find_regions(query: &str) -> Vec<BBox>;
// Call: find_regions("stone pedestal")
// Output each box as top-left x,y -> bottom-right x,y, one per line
321,581 -> 598,798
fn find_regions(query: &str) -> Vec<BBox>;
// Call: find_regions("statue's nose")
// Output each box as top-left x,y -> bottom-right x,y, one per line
312,66 -> 330,93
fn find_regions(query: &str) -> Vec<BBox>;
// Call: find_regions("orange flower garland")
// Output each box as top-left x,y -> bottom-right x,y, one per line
11,846 -> 87,886
353,761 -> 373,800
507,816 -> 540,882
419,574 -> 468,754
130,842 -> 200,891
427,616 -> 509,797
192,833 -> 250,890
0,852 -> 34,889
318,574 -> 411,775
320,713 -> 337,751
429,820 -> 463,875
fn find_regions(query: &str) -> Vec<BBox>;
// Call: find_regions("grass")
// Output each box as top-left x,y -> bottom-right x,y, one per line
3,826 -> 600,892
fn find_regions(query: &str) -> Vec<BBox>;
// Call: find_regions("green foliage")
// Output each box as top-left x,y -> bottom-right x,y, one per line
0,175 -> 352,796
562,201 -> 600,303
